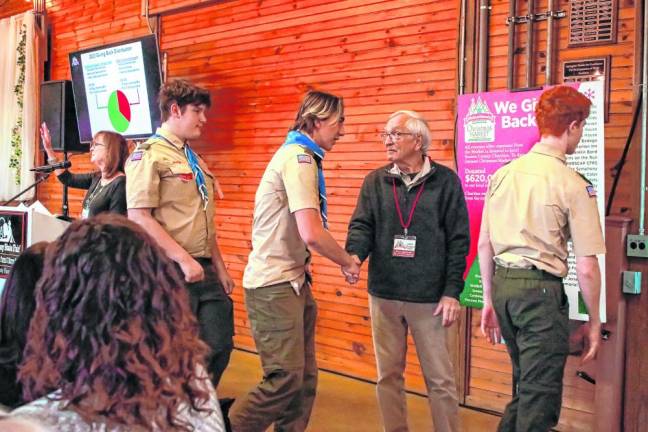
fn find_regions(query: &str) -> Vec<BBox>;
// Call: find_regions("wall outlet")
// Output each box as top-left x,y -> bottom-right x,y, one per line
622,271 -> 642,294
627,234 -> 648,258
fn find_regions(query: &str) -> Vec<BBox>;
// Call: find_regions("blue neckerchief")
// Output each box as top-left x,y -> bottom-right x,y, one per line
152,134 -> 209,210
282,130 -> 328,228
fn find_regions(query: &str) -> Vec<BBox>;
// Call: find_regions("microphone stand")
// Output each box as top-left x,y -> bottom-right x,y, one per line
62,150 -> 69,219
1,172 -> 51,206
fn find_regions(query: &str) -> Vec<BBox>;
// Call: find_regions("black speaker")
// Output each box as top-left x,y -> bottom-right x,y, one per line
40,80 -> 85,152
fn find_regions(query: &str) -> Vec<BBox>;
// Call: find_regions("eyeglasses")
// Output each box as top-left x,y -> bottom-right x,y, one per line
90,142 -> 105,150
379,131 -> 416,142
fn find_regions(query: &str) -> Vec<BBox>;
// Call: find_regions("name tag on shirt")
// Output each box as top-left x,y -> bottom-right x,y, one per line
393,235 -> 416,258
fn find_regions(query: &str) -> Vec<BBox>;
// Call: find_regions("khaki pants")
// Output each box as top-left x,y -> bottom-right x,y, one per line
230,282 -> 317,432
370,295 -> 459,432
492,267 -> 569,432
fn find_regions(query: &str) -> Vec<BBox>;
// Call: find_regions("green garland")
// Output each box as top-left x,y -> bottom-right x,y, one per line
9,24 -> 27,186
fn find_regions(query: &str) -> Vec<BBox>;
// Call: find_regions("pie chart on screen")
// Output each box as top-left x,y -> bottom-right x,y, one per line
107,90 -> 131,132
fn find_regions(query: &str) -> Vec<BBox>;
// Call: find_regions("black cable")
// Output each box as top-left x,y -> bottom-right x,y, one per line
606,92 -> 643,216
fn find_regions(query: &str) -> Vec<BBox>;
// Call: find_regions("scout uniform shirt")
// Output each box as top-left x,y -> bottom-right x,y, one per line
481,142 -> 606,277
243,144 -> 320,291
125,126 -> 216,258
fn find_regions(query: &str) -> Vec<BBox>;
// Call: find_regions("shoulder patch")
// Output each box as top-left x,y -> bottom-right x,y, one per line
130,151 -> 144,162
297,154 -> 312,164
586,185 -> 597,197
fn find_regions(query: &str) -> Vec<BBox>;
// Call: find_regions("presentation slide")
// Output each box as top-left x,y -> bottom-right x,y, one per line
73,40 -> 153,137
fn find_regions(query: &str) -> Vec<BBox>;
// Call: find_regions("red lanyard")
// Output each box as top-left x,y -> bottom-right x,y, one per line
392,178 -> 425,236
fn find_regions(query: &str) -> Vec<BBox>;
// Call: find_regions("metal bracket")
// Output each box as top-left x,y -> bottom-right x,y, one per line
506,10 -> 566,25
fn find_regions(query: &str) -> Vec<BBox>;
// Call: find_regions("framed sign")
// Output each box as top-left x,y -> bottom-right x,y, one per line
568,0 -> 617,47
0,210 -> 27,278
562,56 -> 611,121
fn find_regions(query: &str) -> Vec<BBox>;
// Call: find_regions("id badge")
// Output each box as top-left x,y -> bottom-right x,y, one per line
81,207 -> 89,219
392,235 -> 416,258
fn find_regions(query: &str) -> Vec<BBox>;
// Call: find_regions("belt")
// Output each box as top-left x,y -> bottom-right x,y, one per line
495,265 -> 561,281
195,257 -> 213,266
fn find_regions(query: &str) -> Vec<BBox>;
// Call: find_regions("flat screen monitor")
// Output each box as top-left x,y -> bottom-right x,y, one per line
69,34 -> 162,143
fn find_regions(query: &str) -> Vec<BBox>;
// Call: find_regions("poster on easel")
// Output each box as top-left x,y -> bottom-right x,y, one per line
456,81 -> 606,322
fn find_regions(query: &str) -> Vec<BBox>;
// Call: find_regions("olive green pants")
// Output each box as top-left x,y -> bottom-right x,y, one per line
230,282 -> 317,432
492,267 -> 569,432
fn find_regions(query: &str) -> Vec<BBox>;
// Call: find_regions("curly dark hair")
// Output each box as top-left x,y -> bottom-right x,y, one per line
0,241 -> 48,408
19,214 -> 212,431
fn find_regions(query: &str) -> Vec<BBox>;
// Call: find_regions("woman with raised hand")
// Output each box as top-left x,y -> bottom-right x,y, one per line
40,122 -> 128,218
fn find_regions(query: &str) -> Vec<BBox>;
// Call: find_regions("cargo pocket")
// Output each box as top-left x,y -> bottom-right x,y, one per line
253,317 -> 297,370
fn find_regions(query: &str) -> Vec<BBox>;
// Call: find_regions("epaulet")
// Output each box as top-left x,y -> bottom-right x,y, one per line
575,170 -> 593,185
135,140 -> 154,151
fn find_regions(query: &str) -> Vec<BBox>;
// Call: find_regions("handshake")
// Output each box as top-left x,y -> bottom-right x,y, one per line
341,254 -> 362,284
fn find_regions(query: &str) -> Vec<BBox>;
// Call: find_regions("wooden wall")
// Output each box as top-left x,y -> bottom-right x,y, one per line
1,0 -> 461,394
2,1 -> 644,430
464,1 -> 640,431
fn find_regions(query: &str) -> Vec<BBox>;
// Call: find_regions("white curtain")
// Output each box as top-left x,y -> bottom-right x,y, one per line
0,11 -> 41,202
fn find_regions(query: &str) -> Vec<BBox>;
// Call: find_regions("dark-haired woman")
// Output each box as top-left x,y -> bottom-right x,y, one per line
13,214 -> 224,431
0,242 -> 48,409
41,122 -> 128,217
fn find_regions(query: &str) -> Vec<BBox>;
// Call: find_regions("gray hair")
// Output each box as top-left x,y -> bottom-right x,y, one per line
389,110 -> 431,155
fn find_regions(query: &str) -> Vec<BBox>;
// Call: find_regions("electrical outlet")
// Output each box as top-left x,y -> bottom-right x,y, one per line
623,271 -> 642,294
627,234 -> 648,258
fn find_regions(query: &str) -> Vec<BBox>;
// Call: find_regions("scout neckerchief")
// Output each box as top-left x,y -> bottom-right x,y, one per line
282,130 -> 328,228
391,175 -> 425,258
153,133 -> 209,210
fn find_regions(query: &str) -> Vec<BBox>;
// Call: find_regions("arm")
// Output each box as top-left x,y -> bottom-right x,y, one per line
294,208 -> 360,283
107,177 -> 127,215
575,255 -> 601,363
40,122 -> 68,177
433,175 -> 470,327
345,176 -> 375,262
478,227 -> 500,344
441,174 -> 470,299
128,208 -> 204,283
211,235 -> 234,294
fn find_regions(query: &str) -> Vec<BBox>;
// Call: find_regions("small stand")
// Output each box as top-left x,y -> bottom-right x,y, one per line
1,172 -> 51,207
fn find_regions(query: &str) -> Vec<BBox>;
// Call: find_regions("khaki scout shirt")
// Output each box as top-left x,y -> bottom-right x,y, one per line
243,144 -> 320,290
125,126 -> 216,258
481,142 -> 606,277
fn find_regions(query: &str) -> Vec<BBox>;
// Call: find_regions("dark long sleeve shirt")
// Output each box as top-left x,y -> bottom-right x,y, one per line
346,161 -> 470,303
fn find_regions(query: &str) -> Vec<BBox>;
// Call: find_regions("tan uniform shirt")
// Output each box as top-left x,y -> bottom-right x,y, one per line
481,143 -> 606,277
243,144 -> 320,290
125,126 -> 216,258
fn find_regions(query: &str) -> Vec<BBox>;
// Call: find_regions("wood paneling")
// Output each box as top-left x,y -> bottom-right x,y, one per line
19,0 -> 460,395
161,0 -> 460,394
0,0 -> 32,19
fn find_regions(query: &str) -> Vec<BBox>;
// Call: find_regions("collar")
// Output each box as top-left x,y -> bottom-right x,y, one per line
283,130 -> 325,160
530,142 -> 566,163
156,125 -> 186,150
388,156 -> 431,178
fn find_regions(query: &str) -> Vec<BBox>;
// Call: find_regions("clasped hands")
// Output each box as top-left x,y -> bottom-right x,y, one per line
342,254 -> 362,284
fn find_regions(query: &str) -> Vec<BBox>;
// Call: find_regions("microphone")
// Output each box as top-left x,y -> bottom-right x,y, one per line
30,160 -> 72,173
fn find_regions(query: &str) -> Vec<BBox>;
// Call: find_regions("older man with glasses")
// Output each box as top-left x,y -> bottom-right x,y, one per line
346,110 -> 469,432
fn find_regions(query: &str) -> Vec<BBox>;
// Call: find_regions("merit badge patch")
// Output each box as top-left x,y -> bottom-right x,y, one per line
130,151 -> 143,162
297,154 -> 312,164
586,185 -> 597,197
